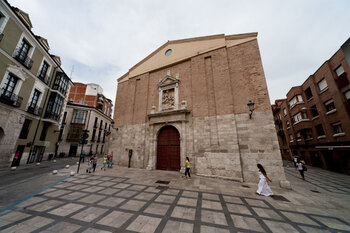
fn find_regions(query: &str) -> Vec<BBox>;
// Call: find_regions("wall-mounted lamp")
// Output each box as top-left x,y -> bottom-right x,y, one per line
247,100 -> 255,119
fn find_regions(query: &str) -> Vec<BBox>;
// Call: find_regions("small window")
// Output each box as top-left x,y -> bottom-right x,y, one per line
289,134 -> 293,142
344,90 -> 350,100
19,119 -> 31,139
315,124 -> 325,137
305,129 -> 313,140
310,105 -> 319,118
289,94 -> 303,108
283,108 -> 287,116
324,99 -> 336,113
38,61 -> 49,81
304,87 -> 313,100
331,122 -> 344,134
293,112 -> 307,123
165,49 -> 172,56
317,78 -> 328,93
296,132 -> 301,141
2,73 -> 18,97
335,65 -> 345,77
28,89 -> 41,109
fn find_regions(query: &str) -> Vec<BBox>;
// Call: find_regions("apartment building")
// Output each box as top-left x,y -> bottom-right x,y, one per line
272,38 -> 350,174
57,83 -> 113,157
0,1 -> 72,167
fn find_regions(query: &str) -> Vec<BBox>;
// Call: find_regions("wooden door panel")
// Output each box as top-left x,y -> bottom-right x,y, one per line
156,126 -> 180,171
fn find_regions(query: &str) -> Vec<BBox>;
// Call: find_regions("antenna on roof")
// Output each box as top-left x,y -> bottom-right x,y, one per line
70,65 -> 74,79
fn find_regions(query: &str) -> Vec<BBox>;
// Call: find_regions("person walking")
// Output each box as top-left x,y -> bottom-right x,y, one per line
101,154 -> 107,171
293,156 -> 298,167
256,164 -> 273,196
86,156 -> 93,173
92,154 -> 97,172
108,152 -> 113,168
184,157 -> 191,179
296,158 -> 306,180
80,150 -> 86,163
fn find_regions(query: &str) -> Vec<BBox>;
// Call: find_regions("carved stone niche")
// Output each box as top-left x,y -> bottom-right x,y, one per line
158,75 -> 179,111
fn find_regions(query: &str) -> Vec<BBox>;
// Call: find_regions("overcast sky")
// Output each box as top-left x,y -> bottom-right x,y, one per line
8,0 -> 350,107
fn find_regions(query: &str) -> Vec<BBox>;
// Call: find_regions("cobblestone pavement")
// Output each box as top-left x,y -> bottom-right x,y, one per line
0,162 -> 350,233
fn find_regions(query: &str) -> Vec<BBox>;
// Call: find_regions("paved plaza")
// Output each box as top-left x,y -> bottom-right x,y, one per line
0,161 -> 350,233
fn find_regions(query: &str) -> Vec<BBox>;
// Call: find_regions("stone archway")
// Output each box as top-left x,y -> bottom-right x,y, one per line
156,125 -> 180,171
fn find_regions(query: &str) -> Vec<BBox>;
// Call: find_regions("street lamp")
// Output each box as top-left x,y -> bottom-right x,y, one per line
247,100 -> 255,119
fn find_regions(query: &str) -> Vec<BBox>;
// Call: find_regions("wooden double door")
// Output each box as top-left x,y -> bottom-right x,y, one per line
156,126 -> 180,171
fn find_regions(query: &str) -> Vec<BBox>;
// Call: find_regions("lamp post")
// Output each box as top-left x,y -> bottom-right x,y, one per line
247,100 -> 255,119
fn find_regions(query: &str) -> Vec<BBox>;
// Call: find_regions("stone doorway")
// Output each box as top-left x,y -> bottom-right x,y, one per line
156,126 -> 180,171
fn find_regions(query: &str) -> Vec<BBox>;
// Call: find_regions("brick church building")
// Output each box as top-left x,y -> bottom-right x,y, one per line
110,33 -> 290,188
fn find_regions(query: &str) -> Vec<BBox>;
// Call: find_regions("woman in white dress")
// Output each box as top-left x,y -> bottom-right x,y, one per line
256,164 -> 273,196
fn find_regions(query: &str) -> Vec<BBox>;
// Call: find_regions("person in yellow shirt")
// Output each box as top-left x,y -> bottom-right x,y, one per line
101,154 -> 107,171
185,157 -> 191,179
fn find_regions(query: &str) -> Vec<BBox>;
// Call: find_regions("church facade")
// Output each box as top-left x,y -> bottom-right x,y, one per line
110,33 -> 290,188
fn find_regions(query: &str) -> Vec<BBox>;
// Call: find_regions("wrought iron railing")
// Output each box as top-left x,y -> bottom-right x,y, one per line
27,105 -> 43,116
0,88 -> 23,107
13,47 -> 33,69
44,111 -> 60,121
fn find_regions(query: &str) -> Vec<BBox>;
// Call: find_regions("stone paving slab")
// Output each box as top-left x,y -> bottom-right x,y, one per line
0,162 -> 350,233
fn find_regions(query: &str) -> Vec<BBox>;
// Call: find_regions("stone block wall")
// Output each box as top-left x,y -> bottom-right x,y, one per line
0,106 -> 24,167
235,110 -> 286,185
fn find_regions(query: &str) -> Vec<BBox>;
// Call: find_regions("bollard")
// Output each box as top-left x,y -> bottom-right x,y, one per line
11,167 -> 16,171
36,162 -> 40,166
52,170 -> 58,174
65,165 -> 70,168
70,171 -> 75,176
53,160 -> 56,163
76,162 -> 79,165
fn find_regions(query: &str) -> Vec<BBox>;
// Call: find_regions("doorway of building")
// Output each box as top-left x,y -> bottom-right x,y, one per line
11,145 -> 25,166
68,144 -> 78,157
156,125 -> 180,171
28,146 -> 45,163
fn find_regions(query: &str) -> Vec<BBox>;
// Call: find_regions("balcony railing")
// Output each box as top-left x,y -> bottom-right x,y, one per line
37,74 -> 50,85
44,111 -> 60,121
0,88 -> 23,107
13,48 -> 33,69
27,105 -> 42,116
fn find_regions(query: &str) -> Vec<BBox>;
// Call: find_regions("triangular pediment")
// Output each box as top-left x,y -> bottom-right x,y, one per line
36,36 -> 50,51
126,33 -> 257,79
13,7 -> 33,29
158,75 -> 179,87
7,64 -> 27,81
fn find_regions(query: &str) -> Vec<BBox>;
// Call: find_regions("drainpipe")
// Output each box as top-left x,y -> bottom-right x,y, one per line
26,67 -> 57,164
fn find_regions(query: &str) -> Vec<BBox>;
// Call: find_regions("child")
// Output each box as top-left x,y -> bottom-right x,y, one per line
86,157 -> 93,173
108,152 -> 113,168
101,154 -> 107,171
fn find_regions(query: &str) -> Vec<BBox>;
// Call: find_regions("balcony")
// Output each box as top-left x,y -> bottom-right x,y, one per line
44,111 -> 60,121
274,118 -> 282,125
37,74 -> 50,85
13,48 -> 33,69
0,88 -> 23,107
27,105 -> 42,116
336,72 -> 349,90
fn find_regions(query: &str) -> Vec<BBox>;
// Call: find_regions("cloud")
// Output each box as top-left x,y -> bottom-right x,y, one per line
8,0 -> 350,104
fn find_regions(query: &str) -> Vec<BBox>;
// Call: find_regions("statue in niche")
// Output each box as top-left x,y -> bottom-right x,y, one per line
162,89 -> 175,109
